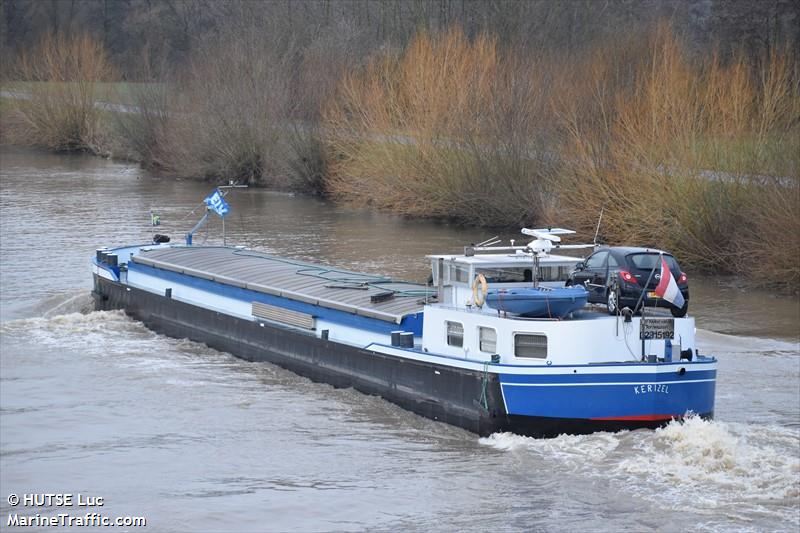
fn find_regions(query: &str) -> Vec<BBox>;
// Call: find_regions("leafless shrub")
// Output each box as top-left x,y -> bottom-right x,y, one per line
12,32 -> 116,152
111,49 -> 170,167
324,28 -> 562,226
159,27 -> 293,185
557,24 -> 799,283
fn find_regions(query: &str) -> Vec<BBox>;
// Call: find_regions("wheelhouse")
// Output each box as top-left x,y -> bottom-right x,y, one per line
427,253 -> 582,308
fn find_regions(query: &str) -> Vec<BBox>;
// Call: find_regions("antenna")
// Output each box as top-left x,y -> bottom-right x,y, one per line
217,182 -> 248,246
475,236 -> 501,247
593,206 -> 604,245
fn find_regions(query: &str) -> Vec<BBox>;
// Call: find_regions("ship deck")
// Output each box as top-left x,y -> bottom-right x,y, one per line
130,246 -> 431,323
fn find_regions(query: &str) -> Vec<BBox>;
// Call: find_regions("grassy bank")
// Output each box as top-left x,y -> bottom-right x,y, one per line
1,81 -> 162,106
324,26 -> 799,287
324,29 -> 562,226
4,33 -> 117,153
555,28 -> 799,285
3,28 -> 798,288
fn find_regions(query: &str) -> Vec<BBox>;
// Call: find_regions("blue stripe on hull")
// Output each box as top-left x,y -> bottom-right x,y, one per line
501,373 -> 716,419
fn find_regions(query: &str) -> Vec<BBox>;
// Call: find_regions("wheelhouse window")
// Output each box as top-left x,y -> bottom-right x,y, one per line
536,266 -> 554,281
430,260 -> 439,284
479,327 -> 496,353
515,333 -> 547,358
446,321 -> 464,347
476,264 -> 575,283
536,265 -> 574,282
449,264 -> 470,283
475,267 -> 529,283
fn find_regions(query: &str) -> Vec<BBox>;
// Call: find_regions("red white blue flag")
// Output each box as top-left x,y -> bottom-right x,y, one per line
654,256 -> 685,309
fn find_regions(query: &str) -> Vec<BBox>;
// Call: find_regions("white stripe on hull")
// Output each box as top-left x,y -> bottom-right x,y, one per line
367,344 -> 715,375
502,378 -> 715,387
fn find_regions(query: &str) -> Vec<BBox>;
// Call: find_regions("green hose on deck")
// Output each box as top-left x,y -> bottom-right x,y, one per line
479,361 -> 490,411
233,249 -> 431,297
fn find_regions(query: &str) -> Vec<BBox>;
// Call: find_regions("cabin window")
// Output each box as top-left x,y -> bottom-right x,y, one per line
450,265 -> 470,283
538,265 -> 557,282
477,265 -> 573,283
479,327 -> 497,353
515,333 -> 547,358
476,267 -> 529,283
446,321 -> 464,347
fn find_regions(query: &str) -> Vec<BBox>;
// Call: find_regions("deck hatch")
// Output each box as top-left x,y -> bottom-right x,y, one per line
252,302 -> 315,330
131,246 -> 427,324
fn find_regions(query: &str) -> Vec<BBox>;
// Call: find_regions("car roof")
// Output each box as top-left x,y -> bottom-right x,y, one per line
599,246 -> 672,256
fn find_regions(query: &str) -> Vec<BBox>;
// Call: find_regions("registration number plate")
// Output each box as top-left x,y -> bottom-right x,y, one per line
640,317 -> 675,340
647,291 -> 659,298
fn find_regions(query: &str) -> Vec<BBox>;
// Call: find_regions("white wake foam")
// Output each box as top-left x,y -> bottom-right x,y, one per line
481,416 -> 800,527
480,430 -> 622,463
616,416 -> 799,511
0,310 -> 155,348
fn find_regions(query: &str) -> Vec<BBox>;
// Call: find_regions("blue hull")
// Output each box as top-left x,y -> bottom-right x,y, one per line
500,363 -> 716,421
93,268 -> 716,437
485,286 -> 588,318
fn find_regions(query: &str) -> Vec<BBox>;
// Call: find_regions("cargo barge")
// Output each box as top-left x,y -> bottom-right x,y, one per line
92,196 -> 716,437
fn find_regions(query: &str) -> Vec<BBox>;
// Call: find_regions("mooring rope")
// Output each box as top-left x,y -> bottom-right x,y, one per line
479,361 -> 490,411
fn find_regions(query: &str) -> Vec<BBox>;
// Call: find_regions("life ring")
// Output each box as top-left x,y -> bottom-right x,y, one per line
472,273 -> 488,307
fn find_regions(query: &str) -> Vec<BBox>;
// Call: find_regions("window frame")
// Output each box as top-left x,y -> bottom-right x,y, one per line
478,326 -> 497,353
449,264 -> 471,284
585,251 -> 608,269
446,321 -> 464,347
513,332 -> 548,359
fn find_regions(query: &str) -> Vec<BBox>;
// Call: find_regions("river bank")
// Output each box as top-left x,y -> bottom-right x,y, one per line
2,26 -> 798,289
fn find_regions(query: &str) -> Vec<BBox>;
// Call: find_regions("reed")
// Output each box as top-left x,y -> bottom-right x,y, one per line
157,28 -> 293,185
325,23 -> 797,284
284,125 -> 328,195
11,33 -> 116,153
739,183 -> 800,286
6,23 -> 796,286
556,25 -> 799,282
324,28 -> 561,226
111,82 -> 170,167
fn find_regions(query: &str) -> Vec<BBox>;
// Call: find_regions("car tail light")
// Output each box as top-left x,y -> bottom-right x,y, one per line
619,270 -> 637,284
678,272 -> 687,284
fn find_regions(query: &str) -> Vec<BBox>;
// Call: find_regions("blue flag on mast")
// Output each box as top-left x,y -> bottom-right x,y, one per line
204,189 -> 230,218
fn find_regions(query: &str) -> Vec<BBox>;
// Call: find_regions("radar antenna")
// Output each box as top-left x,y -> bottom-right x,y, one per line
521,227 -> 576,255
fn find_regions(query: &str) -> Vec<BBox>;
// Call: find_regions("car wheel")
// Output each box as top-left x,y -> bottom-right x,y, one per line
606,286 -> 618,315
670,302 -> 688,318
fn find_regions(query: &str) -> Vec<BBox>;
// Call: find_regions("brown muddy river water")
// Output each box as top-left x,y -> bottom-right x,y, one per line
1,146 -> 798,531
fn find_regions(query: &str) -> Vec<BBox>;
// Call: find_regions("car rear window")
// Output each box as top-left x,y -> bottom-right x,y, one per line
627,253 -> 680,272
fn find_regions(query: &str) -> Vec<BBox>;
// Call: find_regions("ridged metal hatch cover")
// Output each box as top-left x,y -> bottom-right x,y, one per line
131,246 -> 430,323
